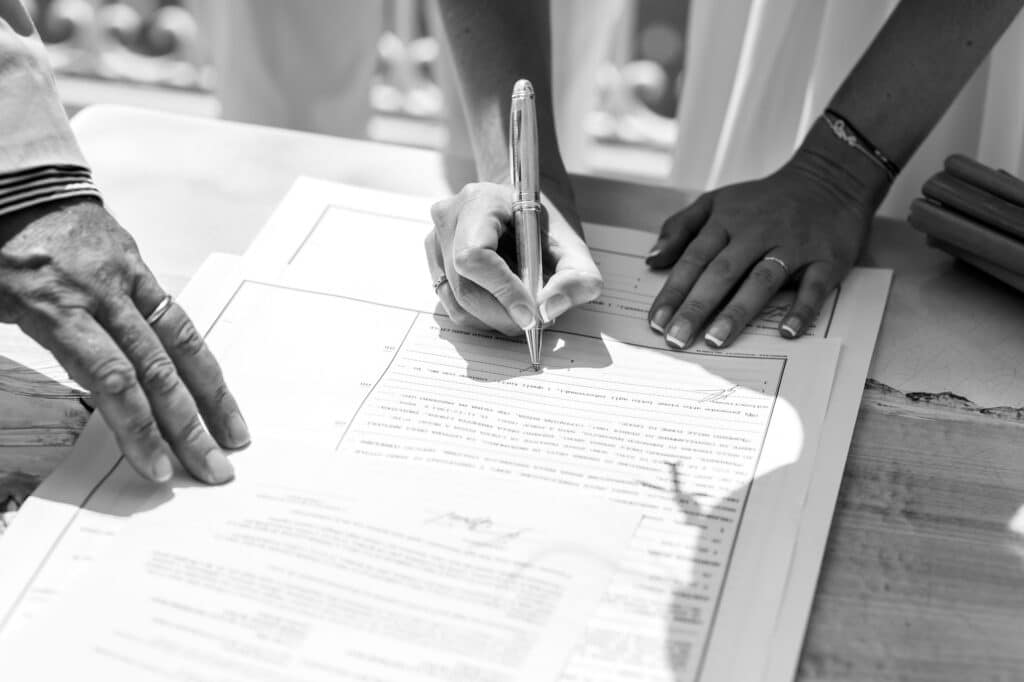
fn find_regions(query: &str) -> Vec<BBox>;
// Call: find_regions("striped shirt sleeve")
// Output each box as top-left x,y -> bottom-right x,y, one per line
0,165 -> 102,217
0,1 -> 101,217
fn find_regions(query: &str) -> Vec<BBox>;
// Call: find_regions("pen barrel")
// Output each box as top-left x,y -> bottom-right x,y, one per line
513,203 -> 543,303
510,80 -> 539,200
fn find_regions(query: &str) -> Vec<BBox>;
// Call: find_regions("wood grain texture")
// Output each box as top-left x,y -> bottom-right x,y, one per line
799,382 -> 1024,681
2,378 -> 1021,680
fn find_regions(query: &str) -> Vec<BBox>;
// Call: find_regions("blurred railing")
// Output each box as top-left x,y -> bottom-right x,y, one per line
28,0 -> 686,177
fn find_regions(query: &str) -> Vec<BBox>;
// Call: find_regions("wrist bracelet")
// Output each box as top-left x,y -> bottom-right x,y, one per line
822,109 -> 900,182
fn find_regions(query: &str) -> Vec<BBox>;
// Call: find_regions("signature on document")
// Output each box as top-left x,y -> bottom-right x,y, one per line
426,512 -> 531,549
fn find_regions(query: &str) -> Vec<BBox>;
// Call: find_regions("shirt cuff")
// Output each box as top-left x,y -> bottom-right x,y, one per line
0,165 -> 103,218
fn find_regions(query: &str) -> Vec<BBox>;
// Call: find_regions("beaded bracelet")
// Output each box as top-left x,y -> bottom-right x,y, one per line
822,109 -> 900,182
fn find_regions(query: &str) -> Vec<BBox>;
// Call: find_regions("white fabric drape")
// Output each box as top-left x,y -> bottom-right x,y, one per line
205,1 -> 1024,218
671,0 -> 1024,217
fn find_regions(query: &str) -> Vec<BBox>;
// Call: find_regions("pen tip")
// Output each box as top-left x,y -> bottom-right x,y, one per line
513,79 -> 534,98
532,362 -> 541,372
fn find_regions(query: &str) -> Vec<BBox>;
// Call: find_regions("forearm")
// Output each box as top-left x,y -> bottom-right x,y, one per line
807,0 -> 1024,206
434,0 -> 570,193
0,2 -> 100,216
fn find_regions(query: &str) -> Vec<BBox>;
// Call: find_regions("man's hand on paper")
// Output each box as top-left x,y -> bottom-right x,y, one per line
426,182 -> 602,336
0,198 -> 249,484
646,150 -> 876,349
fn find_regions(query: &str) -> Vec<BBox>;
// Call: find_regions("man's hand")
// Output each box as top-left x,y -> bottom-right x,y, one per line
426,182 -> 602,335
0,198 -> 249,484
646,150 -> 878,348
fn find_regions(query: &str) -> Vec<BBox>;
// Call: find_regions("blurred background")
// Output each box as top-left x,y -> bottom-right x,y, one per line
28,0 -> 685,181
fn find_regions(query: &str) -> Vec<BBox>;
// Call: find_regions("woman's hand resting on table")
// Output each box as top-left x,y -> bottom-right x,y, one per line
0,198 -> 249,485
426,181 -> 602,335
646,149 -> 881,349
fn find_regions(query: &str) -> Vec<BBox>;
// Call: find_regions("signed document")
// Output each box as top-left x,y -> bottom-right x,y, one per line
1,459 -> 637,682
0,178 -> 890,682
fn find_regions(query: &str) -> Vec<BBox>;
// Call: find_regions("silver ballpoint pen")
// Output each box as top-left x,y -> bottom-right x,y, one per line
509,79 -> 543,370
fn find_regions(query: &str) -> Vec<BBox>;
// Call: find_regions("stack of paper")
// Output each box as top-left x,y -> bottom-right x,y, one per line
0,178 -> 891,681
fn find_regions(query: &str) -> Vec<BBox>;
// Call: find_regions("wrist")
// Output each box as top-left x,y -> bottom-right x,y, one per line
792,116 -> 893,214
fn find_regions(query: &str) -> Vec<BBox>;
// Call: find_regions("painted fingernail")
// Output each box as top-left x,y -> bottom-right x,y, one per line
650,306 -> 672,333
539,294 -> 571,324
666,320 -> 693,349
781,316 -> 802,339
510,303 -> 537,330
152,454 -> 174,482
226,413 -> 251,448
204,449 -> 235,485
705,319 -> 731,348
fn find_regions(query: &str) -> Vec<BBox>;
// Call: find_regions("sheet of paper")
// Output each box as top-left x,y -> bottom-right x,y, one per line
244,178 -> 893,681
0,256 -> 838,682
0,178 -> 890,682
2,456 -> 636,682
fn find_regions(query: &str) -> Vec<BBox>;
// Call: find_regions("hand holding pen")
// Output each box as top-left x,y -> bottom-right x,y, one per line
424,80 -> 603,360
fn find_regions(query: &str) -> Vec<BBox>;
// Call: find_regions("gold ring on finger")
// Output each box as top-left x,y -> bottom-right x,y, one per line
145,295 -> 174,326
761,256 -> 790,278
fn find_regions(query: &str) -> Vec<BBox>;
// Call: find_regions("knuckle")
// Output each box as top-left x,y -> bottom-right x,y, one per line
448,308 -> 473,328
211,381 -> 232,410
90,357 -> 138,395
578,272 -> 604,301
803,278 -> 829,301
139,355 -> 179,396
750,263 -> 781,287
719,302 -> 749,324
462,182 -> 487,196
429,200 -> 449,225
657,281 -> 690,303
452,247 -> 489,274
170,316 -> 206,357
176,414 -> 208,447
123,411 -> 159,440
705,258 -> 735,279
678,299 -> 711,319
116,324 -> 148,358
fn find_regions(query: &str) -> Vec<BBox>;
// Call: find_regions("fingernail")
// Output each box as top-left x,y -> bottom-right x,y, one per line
227,413 -> 251,448
666,320 -> 692,349
781,316 -> 802,339
705,319 -> 731,348
650,306 -> 672,333
646,247 -> 662,261
509,303 -> 537,330
539,294 -> 571,324
152,455 -> 173,482
204,449 -> 235,485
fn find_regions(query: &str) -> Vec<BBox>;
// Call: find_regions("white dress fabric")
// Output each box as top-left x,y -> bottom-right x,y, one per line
671,0 -> 1024,217
204,1 -> 1024,218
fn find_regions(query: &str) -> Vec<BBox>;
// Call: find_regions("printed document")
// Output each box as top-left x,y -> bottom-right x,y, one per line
3,459 -> 636,682
0,178 -> 891,681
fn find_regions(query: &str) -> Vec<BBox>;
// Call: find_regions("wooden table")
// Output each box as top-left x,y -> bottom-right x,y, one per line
2,106 -> 1022,680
